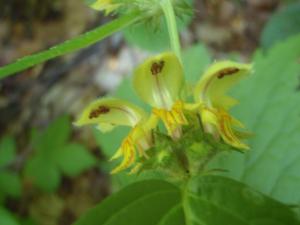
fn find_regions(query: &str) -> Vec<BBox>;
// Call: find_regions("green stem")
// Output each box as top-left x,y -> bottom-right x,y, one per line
182,181 -> 192,225
160,0 -> 182,62
0,12 -> 140,80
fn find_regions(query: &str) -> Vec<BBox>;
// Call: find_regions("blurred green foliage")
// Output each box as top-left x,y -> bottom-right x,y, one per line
24,116 -> 97,192
0,207 -> 20,225
0,136 -> 22,200
0,116 -> 97,224
261,2 -> 300,49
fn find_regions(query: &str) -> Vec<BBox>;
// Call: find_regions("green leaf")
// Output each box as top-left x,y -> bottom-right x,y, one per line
0,207 -> 20,225
261,3 -> 300,49
210,34 -> 300,204
157,204 -> 185,225
24,156 -> 60,192
28,116 -> 97,190
32,115 -> 71,155
0,136 -> 16,167
55,143 -> 96,177
0,13 -> 139,79
0,171 -> 22,198
185,175 -> 300,225
73,180 -> 181,225
73,176 -> 299,225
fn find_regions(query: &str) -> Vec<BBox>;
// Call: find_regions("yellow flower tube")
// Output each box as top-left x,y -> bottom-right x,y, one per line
133,52 -> 187,139
75,97 -> 158,173
194,61 -> 252,150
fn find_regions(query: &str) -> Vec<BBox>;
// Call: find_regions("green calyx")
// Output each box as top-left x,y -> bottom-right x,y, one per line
132,121 -> 235,181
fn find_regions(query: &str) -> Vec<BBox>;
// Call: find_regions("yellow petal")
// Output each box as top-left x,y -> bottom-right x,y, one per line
111,137 -> 136,174
199,108 -> 249,149
133,52 -> 184,110
142,113 -> 159,132
153,101 -> 188,138
109,146 -> 123,161
199,107 -> 219,139
89,0 -> 120,14
128,163 -> 143,174
131,115 -> 158,150
96,123 -> 115,132
217,111 -> 249,150
74,98 -> 146,131
200,108 -> 218,126
233,130 -> 254,139
110,114 -> 158,173
183,102 -> 202,112
194,61 -> 252,109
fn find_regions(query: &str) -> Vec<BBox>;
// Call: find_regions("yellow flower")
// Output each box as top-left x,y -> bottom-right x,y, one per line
75,98 -> 158,173
133,52 -> 188,139
75,52 -> 189,173
75,52 -> 253,174
193,61 -> 252,150
89,0 -> 121,14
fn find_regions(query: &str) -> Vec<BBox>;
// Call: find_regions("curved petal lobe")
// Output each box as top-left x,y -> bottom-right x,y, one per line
75,98 -> 146,131
194,61 -> 252,109
133,52 -> 183,110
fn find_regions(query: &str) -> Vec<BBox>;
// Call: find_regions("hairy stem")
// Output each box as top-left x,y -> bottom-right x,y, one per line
160,0 -> 182,63
0,12 -> 141,79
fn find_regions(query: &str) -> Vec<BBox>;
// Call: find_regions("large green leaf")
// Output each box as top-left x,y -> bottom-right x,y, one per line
0,13 -> 139,79
261,3 -> 300,49
73,180 -> 181,225
210,34 -> 300,204
73,176 -> 299,225
185,175 -> 299,225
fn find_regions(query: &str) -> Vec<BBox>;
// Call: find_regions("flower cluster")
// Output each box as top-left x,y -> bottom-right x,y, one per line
75,52 -> 252,174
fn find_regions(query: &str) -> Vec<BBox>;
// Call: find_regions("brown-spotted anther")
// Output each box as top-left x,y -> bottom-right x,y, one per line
89,106 -> 110,119
217,67 -> 240,79
151,60 -> 165,75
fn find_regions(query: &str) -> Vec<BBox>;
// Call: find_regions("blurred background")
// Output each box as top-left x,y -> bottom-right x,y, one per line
0,0 -> 299,224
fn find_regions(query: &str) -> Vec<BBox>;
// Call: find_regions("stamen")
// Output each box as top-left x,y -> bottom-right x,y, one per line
217,67 -> 239,79
151,60 -> 165,75
89,106 -> 110,119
